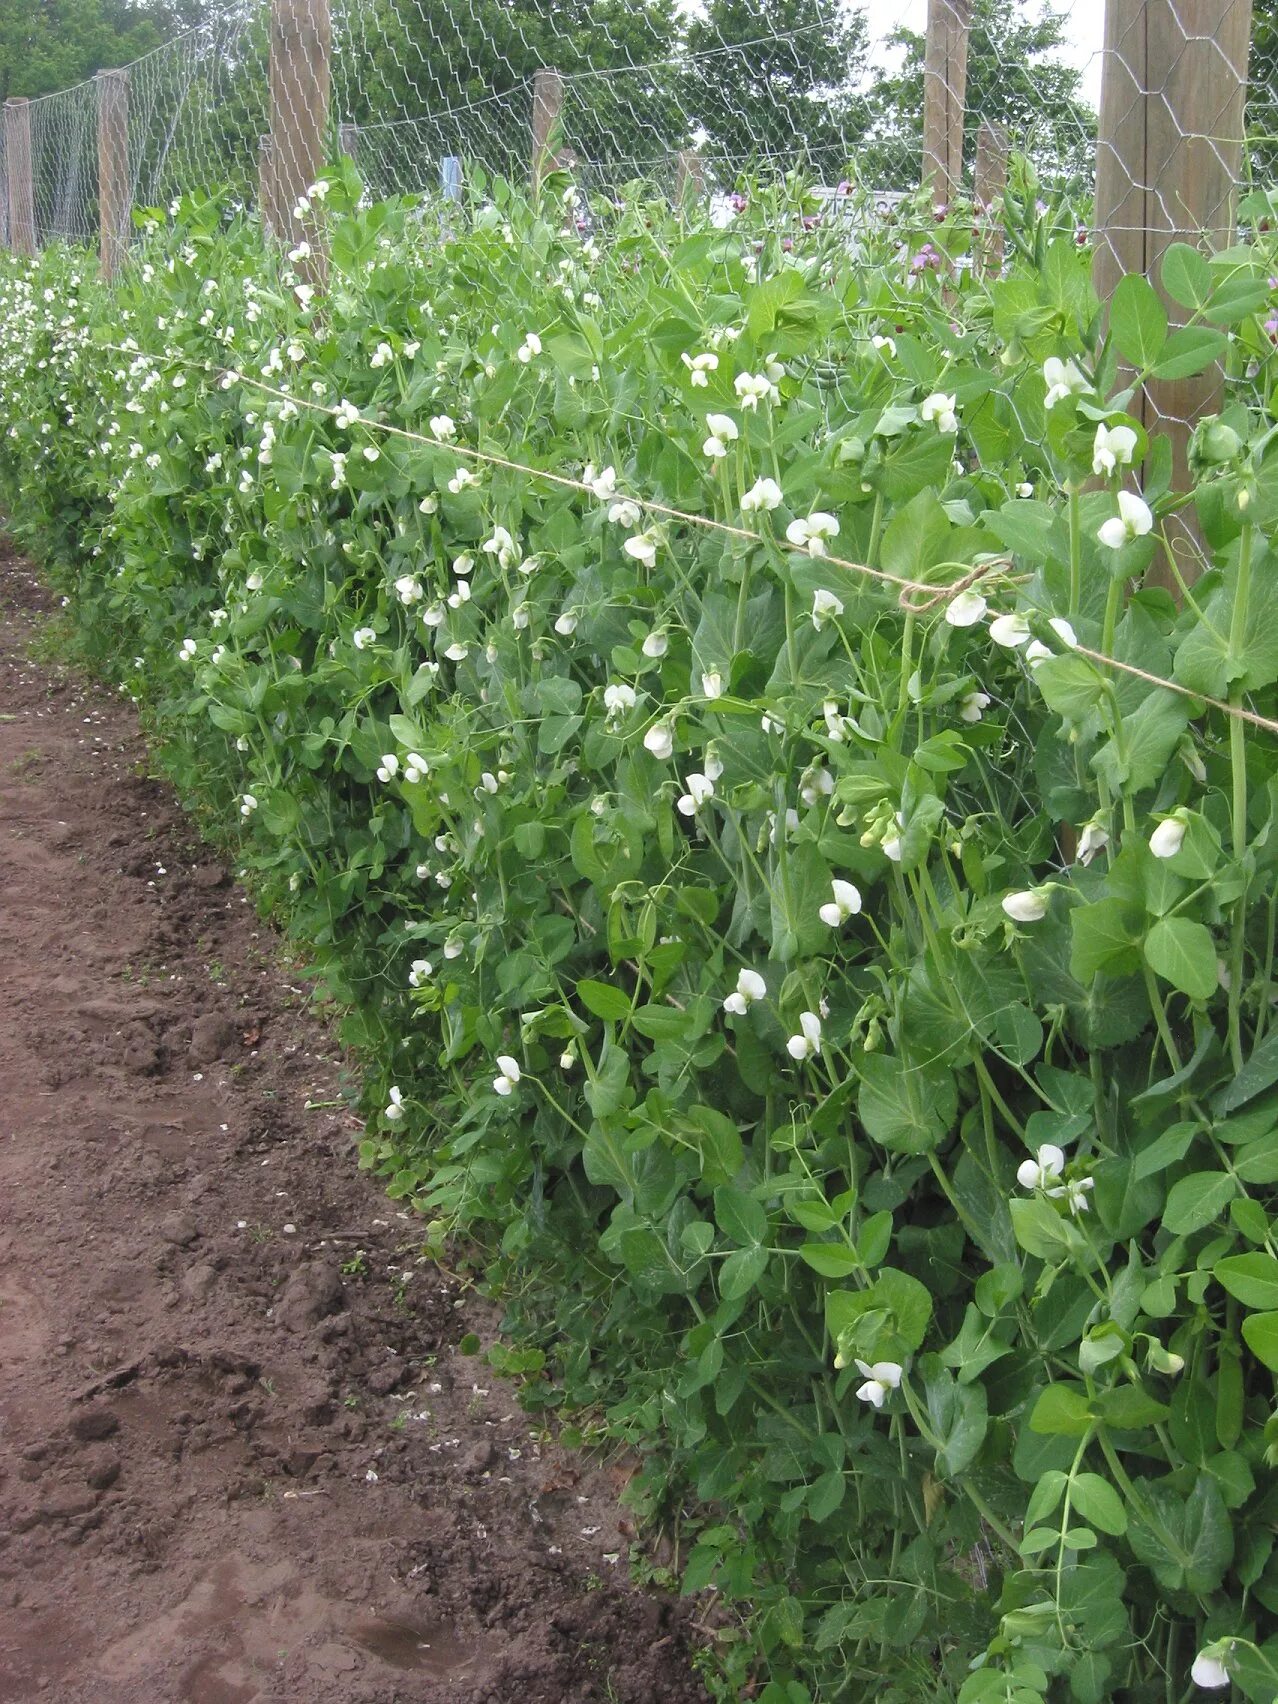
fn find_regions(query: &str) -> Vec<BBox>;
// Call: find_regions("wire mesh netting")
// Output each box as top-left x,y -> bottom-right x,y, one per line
0,1 -> 1270,260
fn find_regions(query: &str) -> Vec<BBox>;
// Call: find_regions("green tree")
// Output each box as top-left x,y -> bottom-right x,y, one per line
331,0 -> 681,188
0,0 -> 207,100
681,0 -> 870,183
860,0 -> 1094,192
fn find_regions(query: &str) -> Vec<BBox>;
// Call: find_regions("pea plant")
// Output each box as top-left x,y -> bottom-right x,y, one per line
4,155 -> 1278,1703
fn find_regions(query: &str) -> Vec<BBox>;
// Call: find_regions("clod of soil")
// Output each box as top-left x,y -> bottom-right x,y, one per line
0,544 -> 708,1702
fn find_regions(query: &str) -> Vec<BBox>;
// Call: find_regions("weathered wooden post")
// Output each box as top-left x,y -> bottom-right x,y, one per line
95,69 -> 130,281
1094,0 -> 1253,581
922,0 -> 972,208
4,99 -> 35,257
269,0 -> 331,258
674,148 -> 704,205
973,119 -> 1008,274
531,68 -> 563,191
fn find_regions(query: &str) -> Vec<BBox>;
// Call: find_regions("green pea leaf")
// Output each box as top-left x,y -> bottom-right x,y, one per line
1143,916 -> 1219,1001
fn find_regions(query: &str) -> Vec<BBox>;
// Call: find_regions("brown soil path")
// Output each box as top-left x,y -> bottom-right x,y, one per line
0,546 -> 707,1704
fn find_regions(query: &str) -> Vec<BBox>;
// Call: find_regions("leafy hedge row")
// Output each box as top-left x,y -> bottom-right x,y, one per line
5,159 -> 1278,1702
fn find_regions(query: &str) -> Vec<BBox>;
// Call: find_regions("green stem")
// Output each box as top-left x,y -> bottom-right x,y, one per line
1227,522 -> 1254,1075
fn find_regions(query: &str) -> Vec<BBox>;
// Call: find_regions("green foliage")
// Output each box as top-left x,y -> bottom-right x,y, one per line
3,161 -> 1278,1703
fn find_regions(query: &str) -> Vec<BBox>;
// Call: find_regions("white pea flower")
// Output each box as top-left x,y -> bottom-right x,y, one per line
483,526 -> 522,570
819,879 -> 862,928
415,862 -> 431,880
734,371 -> 777,410
800,764 -> 834,808
294,284 -> 314,309
1150,812 -> 1188,860
880,811 -> 906,862
178,637 -> 198,661
1049,616 -> 1078,648
370,340 -> 394,369
681,351 -> 718,386
1093,421 -> 1138,476
516,332 -> 542,364
1016,1144 -> 1066,1191
384,1086 -> 405,1122
676,772 -> 715,816
404,752 -> 430,784
811,588 -> 845,631
741,477 -> 783,514
1190,1649 -> 1231,1690
703,750 -> 724,782
853,1359 -> 903,1409
239,793 -> 257,817
764,353 -> 785,383
421,604 -> 446,629
786,1011 -> 823,1061
362,445 -> 380,463
246,572 -> 264,591
608,499 -> 642,528
493,1054 -> 521,1095
376,753 -> 400,783
210,608 -> 227,627
418,494 -> 439,514
701,670 -> 723,699
1015,480 -> 1034,498
1077,816 -> 1110,866
604,683 -> 636,718
705,412 -> 738,442
920,391 -> 958,433
430,414 -> 456,441
642,630 -> 669,659
989,612 -> 1031,648
1097,490 -> 1153,549
447,467 -> 478,494
945,589 -> 987,627
1025,640 -> 1053,668
334,398 -> 360,430
723,968 -> 767,1016
872,334 -> 896,357
408,958 -> 433,987
1063,1177 -> 1095,1214
1002,888 -> 1048,923
625,531 -> 659,568
786,512 -> 840,557
644,722 -> 675,760
1042,355 -> 1089,409
394,574 -> 423,605
589,465 -> 618,500
959,690 -> 991,723
443,643 -> 470,661
443,935 -> 464,959
704,432 -> 731,460
554,611 -> 579,636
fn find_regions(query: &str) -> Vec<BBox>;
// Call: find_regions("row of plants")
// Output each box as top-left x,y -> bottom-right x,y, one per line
3,158 -> 1278,1701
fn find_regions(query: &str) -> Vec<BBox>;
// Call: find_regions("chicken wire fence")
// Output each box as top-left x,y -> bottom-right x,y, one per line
0,1 -> 1177,247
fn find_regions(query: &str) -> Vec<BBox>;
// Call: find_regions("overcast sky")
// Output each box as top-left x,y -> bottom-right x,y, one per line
865,0 -> 1105,108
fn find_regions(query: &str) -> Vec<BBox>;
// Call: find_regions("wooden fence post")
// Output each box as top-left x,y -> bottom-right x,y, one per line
973,119 -> 1008,274
922,0 -> 972,208
95,69 -> 130,281
674,148 -> 704,205
1094,0 -> 1253,583
5,99 -> 35,257
269,0 -> 331,258
531,69 -> 563,191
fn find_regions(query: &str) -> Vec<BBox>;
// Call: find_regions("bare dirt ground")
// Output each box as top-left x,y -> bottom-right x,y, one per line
0,543 -> 708,1704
